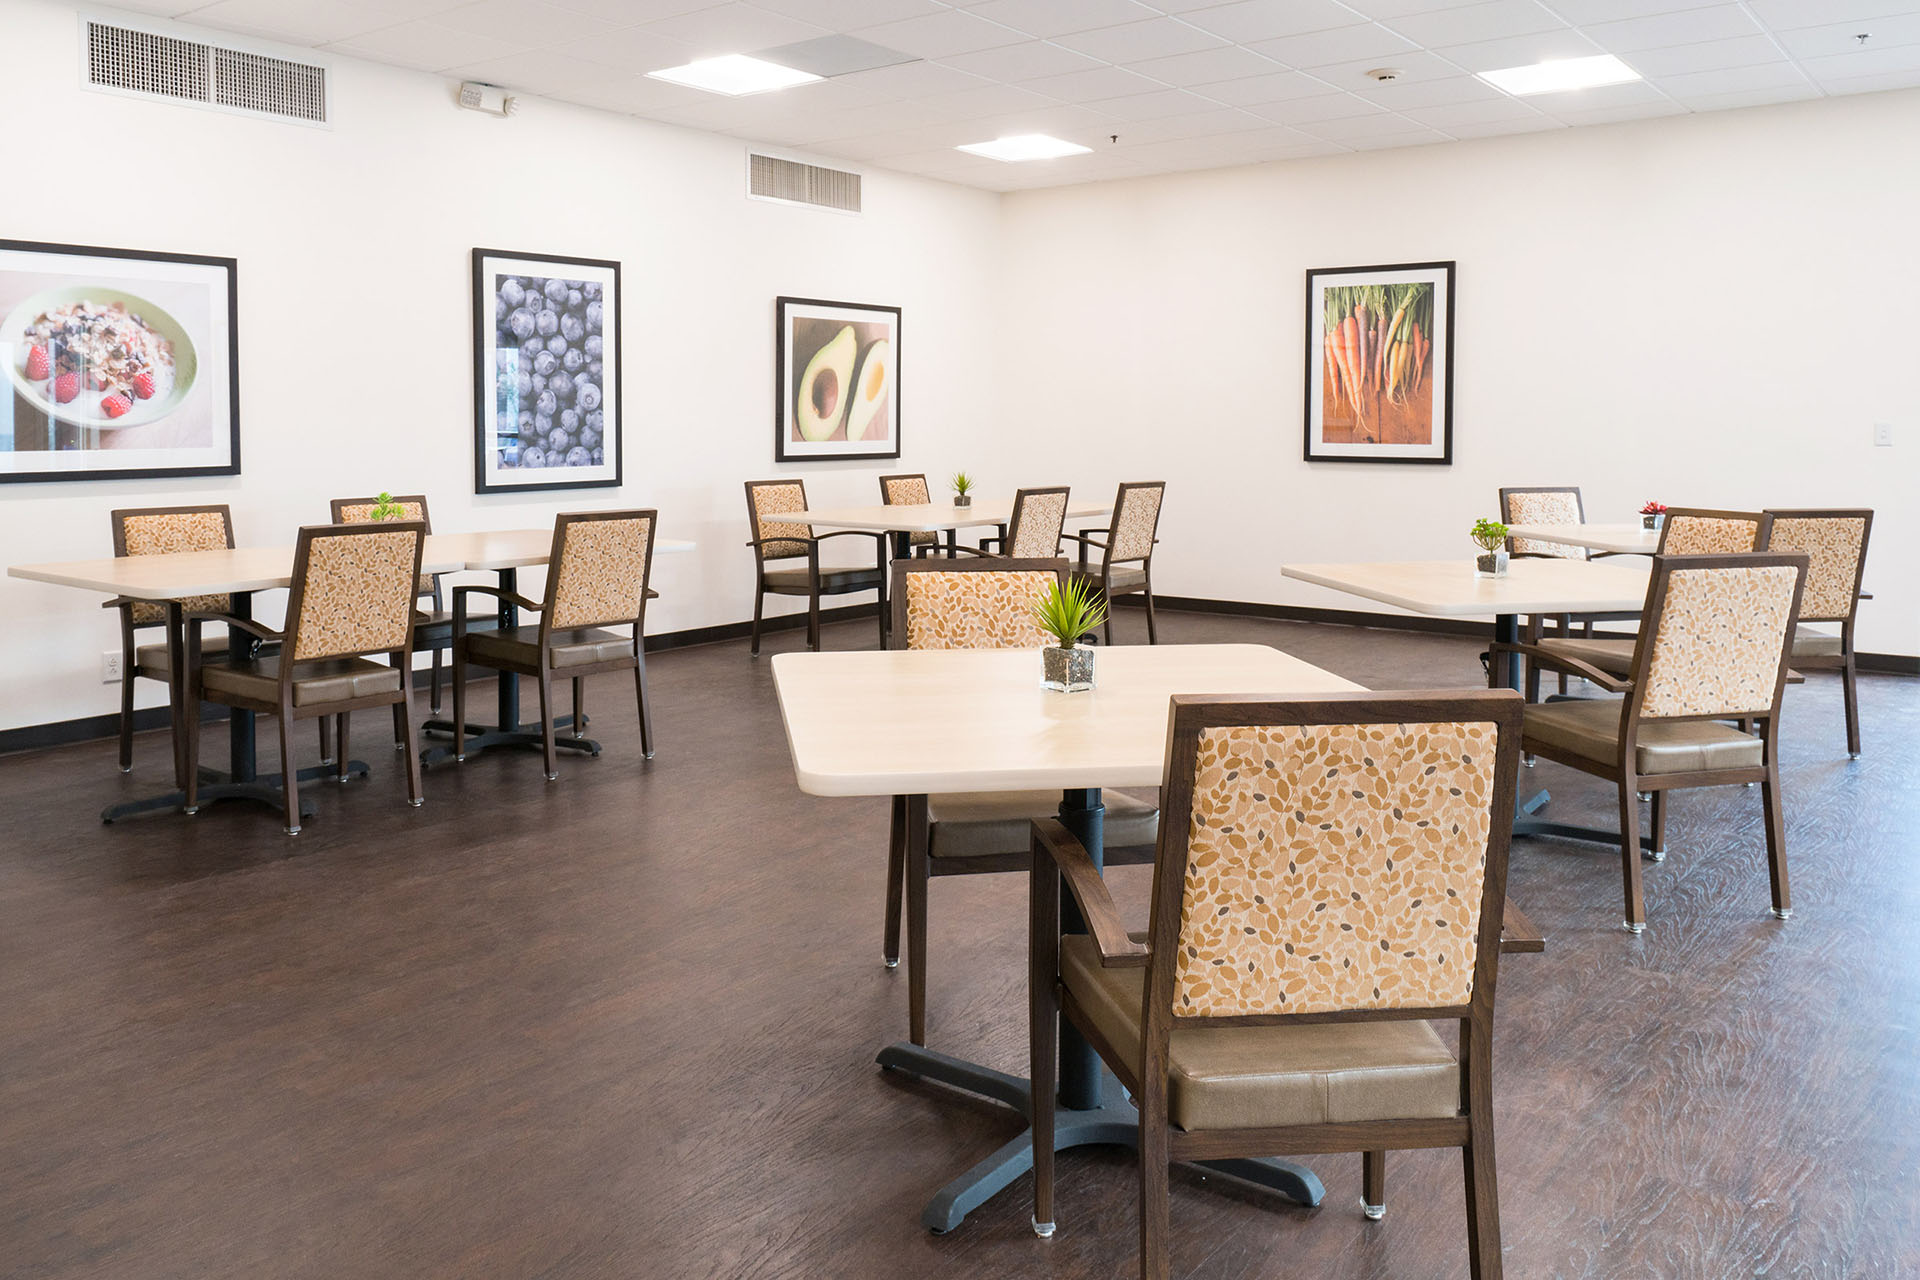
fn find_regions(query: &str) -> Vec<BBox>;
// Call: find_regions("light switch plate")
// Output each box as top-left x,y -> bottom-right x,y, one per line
1874,422 -> 1894,446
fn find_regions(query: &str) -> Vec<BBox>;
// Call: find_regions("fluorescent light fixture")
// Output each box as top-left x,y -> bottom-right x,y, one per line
1478,54 -> 1641,96
956,133 -> 1092,162
647,54 -> 820,96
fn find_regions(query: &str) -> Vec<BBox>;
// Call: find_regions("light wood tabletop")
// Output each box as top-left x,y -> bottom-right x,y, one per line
775,498 -> 1110,533
1506,522 -> 1660,556
1282,557 -> 1652,617
772,643 -> 1358,797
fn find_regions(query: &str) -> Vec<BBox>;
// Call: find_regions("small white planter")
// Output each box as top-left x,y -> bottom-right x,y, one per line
1474,549 -> 1510,578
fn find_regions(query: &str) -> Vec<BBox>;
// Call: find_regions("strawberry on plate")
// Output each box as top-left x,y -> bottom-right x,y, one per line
101,394 -> 133,420
52,372 -> 79,404
25,345 -> 50,380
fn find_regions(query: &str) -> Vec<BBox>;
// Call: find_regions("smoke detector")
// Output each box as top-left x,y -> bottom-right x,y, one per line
458,81 -> 518,115
1364,68 -> 1404,82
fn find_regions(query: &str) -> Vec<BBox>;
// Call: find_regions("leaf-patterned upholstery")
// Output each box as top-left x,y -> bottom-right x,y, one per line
904,569 -> 1054,650
1110,484 -> 1164,562
118,509 -> 232,624
549,514 -> 654,630
333,498 -> 436,595
748,481 -> 811,560
289,528 -> 422,662
1639,564 -> 1800,719
1503,489 -> 1586,559
881,474 -> 937,547
1008,489 -> 1069,558
1767,515 -> 1866,623
1661,515 -> 1763,556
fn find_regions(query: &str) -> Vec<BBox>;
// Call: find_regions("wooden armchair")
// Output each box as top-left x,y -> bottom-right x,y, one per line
1497,552 -> 1808,932
1064,481 -> 1164,644
745,479 -> 887,656
1765,509 -> 1874,757
182,521 -> 428,835
1498,486 -> 1638,697
1030,690 -> 1525,1280
967,485 -> 1070,559
452,510 -> 658,776
878,472 -> 957,557
883,556 -> 1158,1046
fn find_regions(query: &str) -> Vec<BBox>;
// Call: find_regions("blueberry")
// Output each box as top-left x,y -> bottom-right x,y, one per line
516,371 -> 534,399
577,382 -> 602,412
533,350 -> 558,378
583,282 -> 601,300
549,428 -> 573,454
585,410 -> 603,433
530,373 -> 547,396
543,278 -> 570,304
533,412 -> 554,436
583,334 -> 603,360
495,295 -> 508,325
500,278 -> 526,308
517,410 -> 535,434
521,444 -> 547,469
566,288 -> 583,311
560,408 -> 580,432
546,334 -> 569,356
585,300 -> 602,330
591,446 -> 604,466
580,424 -> 600,450
508,308 -> 536,340
566,446 -> 591,467
536,389 -> 558,416
588,360 -> 602,379
535,309 -> 559,338
560,312 -> 584,343
520,337 -> 544,363
561,348 -> 584,374
551,376 -> 576,405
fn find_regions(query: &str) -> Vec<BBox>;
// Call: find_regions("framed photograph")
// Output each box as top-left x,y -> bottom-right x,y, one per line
0,239 -> 238,485
473,248 -> 621,494
1304,260 -> 1454,464
775,296 -> 899,462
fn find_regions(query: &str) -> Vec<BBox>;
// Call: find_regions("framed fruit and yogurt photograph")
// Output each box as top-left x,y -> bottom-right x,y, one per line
473,248 -> 621,494
1304,260 -> 1454,465
0,239 -> 239,484
775,296 -> 899,462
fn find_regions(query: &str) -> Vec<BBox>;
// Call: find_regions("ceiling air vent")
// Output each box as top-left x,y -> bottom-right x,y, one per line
84,19 -> 328,126
748,153 -> 861,214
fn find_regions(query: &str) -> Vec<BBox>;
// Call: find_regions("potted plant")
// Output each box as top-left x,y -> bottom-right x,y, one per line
1031,577 -> 1107,692
1470,517 -> 1510,578
369,491 -> 409,521
1640,501 -> 1667,531
951,471 -> 974,508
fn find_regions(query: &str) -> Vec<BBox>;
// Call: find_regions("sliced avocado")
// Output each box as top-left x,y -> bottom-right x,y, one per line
796,325 -> 857,442
846,338 -> 891,442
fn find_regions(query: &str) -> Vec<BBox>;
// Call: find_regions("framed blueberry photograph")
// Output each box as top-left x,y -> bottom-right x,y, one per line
473,248 -> 621,494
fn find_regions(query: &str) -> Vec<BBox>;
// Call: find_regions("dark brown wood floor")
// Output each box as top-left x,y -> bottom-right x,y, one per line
3,611 -> 1916,1279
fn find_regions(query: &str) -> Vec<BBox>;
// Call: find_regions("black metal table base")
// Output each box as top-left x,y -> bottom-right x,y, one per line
100,760 -> 365,824
1511,787 -> 1660,851
878,1042 -> 1325,1234
417,717 -> 595,766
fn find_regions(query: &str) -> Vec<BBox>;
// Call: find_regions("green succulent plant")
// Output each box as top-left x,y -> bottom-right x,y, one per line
1469,517 -> 1509,553
1030,577 -> 1108,648
369,491 -> 409,522
951,471 -> 974,497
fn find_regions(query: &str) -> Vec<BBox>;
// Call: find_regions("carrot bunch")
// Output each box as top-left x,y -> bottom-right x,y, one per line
1322,282 -> 1434,428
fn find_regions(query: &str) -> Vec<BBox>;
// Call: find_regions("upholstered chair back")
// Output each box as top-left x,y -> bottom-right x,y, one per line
879,473 -> 937,547
1108,482 -> 1165,562
1632,554 -> 1806,721
1499,487 -> 1586,559
1657,508 -> 1771,556
1764,511 -> 1871,624
112,505 -> 235,624
545,511 -> 656,631
746,480 -> 811,561
893,558 -> 1066,651
1007,487 -> 1070,558
331,495 -> 436,595
286,522 -> 425,662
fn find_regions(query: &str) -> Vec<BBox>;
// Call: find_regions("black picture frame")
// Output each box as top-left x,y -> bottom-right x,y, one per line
775,295 -> 901,463
0,238 -> 240,485
473,247 -> 622,494
1304,260 -> 1455,465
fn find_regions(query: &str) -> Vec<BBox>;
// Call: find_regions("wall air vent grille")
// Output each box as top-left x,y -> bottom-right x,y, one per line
85,20 -> 328,126
749,153 -> 861,214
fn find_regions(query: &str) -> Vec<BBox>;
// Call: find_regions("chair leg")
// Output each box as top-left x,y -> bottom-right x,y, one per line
1762,757 -> 1791,919
634,652 -> 654,760
1649,790 -> 1667,859
429,648 -> 443,715
400,694 -> 423,808
807,590 -> 821,652
875,587 -> 888,651
571,677 -> 585,739
183,689 -> 203,814
1363,1150 -> 1386,1220
279,712 -> 302,836
1462,1024 -> 1503,1280
1842,657 -> 1861,758
118,660 -> 135,772
750,586 -> 766,658
390,655 -> 407,750
1143,583 -> 1158,645
318,714 -> 334,766
1138,1088 -> 1172,1280
537,667 -> 558,780
1103,612 -> 1113,646
1619,773 -> 1647,932
882,795 -> 905,968
906,795 -> 930,1046
451,646 -> 468,763
1030,929 -> 1059,1241
335,713 -> 352,782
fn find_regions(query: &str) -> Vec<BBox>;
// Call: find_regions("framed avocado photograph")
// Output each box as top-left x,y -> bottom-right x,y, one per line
1304,260 -> 1454,465
473,247 -> 622,494
775,296 -> 899,463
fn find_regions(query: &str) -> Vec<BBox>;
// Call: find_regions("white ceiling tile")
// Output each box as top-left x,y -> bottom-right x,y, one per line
1020,65 -> 1168,101
1744,0 -> 1920,30
828,61 -> 991,98
964,0 -> 1160,40
1243,91 -> 1386,124
1176,0 -> 1367,45
431,0 -> 621,45
631,3 -> 829,56
546,27 -> 699,73
1197,70 -> 1341,105
1337,0 -> 1503,15
169,0 -> 408,46
1344,127 -> 1451,149
1581,4 -> 1761,54
1618,36 -> 1785,79
1800,43 -> 1920,80
1441,114 -> 1565,137
1050,17 -> 1227,63
1664,84 -> 1822,110
749,0 -> 944,29
1307,48 -> 1472,88
1809,67 -> 1920,93
1775,14 -> 1920,59
1352,72 -> 1504,109
941,40 -> 1106,80
1384,0 -> 1567,48
1402,95 -> 1545,126
1249,22 -> 1418,70
1124,43 -> 1284,84
1651,60 -> 1812,97
1429,27 -> 1602,71
1527,78 -> 1670,109
543,0 -> 715,23
1090,88 -> 1231,119
912,82 -> 1064,118
849,8 -> 1027,59
1295,110 -> 1443,139
1544,100 -> 1687,125
1105,106 -> 1269,142
1542,0 -> 1718,21
325,20 -> 521,72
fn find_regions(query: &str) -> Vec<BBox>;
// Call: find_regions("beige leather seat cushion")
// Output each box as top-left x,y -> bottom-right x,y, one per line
1061,935 -> 1459,1132
201,656 -> 402,707
1524,699 -> 1764,774
135,633 -> 229,675
763,565 -> 882,591
465,625 -> 633,670
1536,635 -> 1634,675
929,790 -> 1158,859
1073,565 -> 1147,592
1791,627 -> 1843,659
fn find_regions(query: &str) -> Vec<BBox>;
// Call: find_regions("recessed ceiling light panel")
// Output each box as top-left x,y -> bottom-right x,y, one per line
955,134 -> 1092,162
1478,54 -> 1641,97
647,54 -> 821,97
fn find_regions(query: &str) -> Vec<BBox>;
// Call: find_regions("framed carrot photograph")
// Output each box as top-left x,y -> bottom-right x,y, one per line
1304,260 -> 1453,464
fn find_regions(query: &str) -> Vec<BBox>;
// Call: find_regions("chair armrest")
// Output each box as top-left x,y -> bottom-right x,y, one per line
746,535 -> 818,552
1031,818 -> 1148,968
183,610 -> 282,645
1059,531 -> 1109,550
1858,592 -> 1873,601
1490,640 -> 1633,694
453,584 -> 542,635
1499,900 -> 1545,954
814,529 -> 885,545
946,545 -> 994,558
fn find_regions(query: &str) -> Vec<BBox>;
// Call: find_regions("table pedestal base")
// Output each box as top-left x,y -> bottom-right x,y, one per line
101,761 -> 364,824
418,717 -> 594,766
878,1042 -> 1325,1235
1512,786 -> 1660,851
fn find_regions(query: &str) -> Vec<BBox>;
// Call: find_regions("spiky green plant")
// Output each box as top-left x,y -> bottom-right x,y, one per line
370,491 -> 408,522
1470,517 -> 1508,553
951,471 -> 974,497
1030,577 -> 1108,648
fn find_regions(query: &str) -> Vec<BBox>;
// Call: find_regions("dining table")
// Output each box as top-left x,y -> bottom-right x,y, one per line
1505,521 -> 1660,556
771,641 -> 1543,1235
774,497 -> 1112,563
9,529 -> 693,820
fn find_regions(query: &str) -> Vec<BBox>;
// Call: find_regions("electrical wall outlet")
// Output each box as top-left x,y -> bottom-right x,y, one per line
101,650 -> 122,683
1874,422 -> 1894,447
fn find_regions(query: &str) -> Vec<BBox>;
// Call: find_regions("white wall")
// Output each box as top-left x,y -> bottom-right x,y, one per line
996,89 -> 1920,658
0,0 -> 1002,731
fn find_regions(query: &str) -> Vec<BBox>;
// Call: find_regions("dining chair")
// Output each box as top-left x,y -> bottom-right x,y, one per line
106,504 -> 236,774
1494,551 -> 1808,932
967,485 -> 1071,559
1524,507 -> 1774,689
1496,486 -> 1641,698
181,521 -> 428,835
883,556 -> 1158,1046
330,495 -> 461,728
1062,481 -> 1165,644
878,472 -> 957,557
745,479 -> 888,656
1764,508 -> 1874,757
451,510 -> 658,776
1030,689 -> 1525,1280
